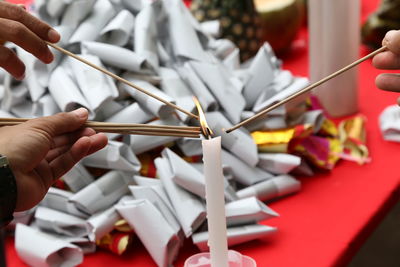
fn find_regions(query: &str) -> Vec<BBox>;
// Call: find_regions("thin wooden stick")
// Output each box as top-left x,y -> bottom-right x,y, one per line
0,119 -> 201,138
45,41 -> 199,120
225,46 -> 388,133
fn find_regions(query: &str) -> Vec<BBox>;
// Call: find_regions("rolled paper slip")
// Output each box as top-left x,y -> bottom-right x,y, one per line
2,76 -> 29,111
243,43 -> 277,109
60,0 -> 96,29
162,148 -> 238,201
135,3 -> 159,71
46,0 -> 67,18
206,111 -> 259,166
379,105 -> 400,142
166,0 -> 208,62
225,197 -> 279,227
208,39 -> 237,60
177,63 -> 218,112
0,69 -> 4,83
48,66 -> 93,117
62,163 -> 94,193
258,153 -> 301,174
40,187 -> 89,219
11,101 -> 34,119
59,236 -> 96,255
100,10 -> 135,47
67,55 -> 119,111
81,41 -> 147,73
35,207 -> 89,238
241,109 -> 287,132
253,77 -> 310,113
236,175 -> 301,202
69,171 -> 133,215
15,224 -> 83,267
120,73 -> 175,119
32,94 -> 61,117
177,137 -> 203,157
69,0 -> 116,44
155,157 -> 206,238
16,47 -> 48,102
105,102 -> 153,125
128,185 -> 183,239
221,149 -> 273,186
87,207 -> 122,242
6,209 -> 36,231
190,61 -> 245,124
192,224 -> 277,252
200,20 -> 221,38
116,199 -> 181,267
223,48 -> 240,71
82,140 -> 141,172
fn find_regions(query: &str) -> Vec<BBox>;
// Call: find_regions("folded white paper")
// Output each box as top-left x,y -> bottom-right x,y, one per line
379,105 -> 400,142
62,163 -> 95,193
155,157 -> 206,237
120,73 -> 175,118
15,224 -> 83,267
82,140 -> 141,172
190,61 -> 245,124
87,207 -> 122,241
68,55 -> 118,111
192,224 -> 277,252
61,0 -> 96,29
225,197 -> 279,227
206,112 -> 259,166
237,175 -> 301,202
69,171 -> 133,214
221,149 -> 273,186
134,4 -> 159,71
176,138 -> 202,157
100,9 -> 135,46
69,0 -> 116,44
258,153 -> 301,174
40,187 -> 89,219
2,76 -> 29,112
243,43 -> 277,108
35,207 -> 89,237
48,66 -> 93,116
32,94 -> 61,117
116,199 -> 181,267
81,41 -> 147,73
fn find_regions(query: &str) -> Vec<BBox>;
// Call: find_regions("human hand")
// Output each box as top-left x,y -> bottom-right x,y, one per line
0,1 -> 60,80
373,30 -> 400,104
0,108 -> 108,211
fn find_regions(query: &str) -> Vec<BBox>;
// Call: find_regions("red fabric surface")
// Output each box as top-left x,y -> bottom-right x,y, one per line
5,0 -> 400,266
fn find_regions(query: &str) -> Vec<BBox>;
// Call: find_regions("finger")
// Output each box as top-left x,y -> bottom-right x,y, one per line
375,73 -> 400,92
0,2 -> 60,43
373,51 -> 400,70
0,45 -> 25,79
51,128 -> 96,149
86,133 -> 108,155
46,144 -> 72,162
0,18 -> 53,63
382,30 -> 400,55
27,108 -> 89,138
49,136 -> 92,179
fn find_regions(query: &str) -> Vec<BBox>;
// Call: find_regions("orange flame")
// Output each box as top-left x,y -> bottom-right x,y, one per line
193,97 -> 213,138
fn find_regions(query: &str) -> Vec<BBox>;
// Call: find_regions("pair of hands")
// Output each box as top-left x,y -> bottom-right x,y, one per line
0,2 -> 108,211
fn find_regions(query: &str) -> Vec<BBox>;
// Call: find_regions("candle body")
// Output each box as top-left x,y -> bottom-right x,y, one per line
308,0 -> 360,117
202,136 -> 228,267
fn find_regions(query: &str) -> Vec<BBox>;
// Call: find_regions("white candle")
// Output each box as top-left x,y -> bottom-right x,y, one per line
202,136 -> 229,267
308,0 -> 360,117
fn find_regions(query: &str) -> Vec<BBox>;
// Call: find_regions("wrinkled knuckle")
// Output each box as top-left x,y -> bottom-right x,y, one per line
7,5 -> 25,21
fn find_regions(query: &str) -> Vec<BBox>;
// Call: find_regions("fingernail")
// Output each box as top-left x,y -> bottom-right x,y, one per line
47,29 -> 60,43
383,30 -> 397,46
72,108 -> 88,119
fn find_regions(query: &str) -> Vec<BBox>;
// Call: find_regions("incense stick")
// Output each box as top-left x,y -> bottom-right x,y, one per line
225,46 -> 388,133
45,41 -> 199,120
0,118 -> 201,138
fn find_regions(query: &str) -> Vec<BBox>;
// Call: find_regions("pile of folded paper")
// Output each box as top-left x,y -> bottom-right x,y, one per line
1,0 -> 368,266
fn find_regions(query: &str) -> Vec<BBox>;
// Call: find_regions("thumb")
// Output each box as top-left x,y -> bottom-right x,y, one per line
383,30 -> 400,55
28,108 -> 89,137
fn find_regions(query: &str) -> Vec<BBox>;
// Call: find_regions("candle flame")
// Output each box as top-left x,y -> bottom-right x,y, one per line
193,97 -> 214,139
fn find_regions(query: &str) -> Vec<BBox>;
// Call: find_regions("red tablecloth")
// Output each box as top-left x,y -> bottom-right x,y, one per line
5,0 -> 400,266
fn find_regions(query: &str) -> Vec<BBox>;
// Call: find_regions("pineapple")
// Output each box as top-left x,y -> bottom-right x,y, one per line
191,0 -> 263,62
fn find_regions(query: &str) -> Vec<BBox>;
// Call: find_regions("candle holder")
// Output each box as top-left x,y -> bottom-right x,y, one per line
184,250 -> 256,267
